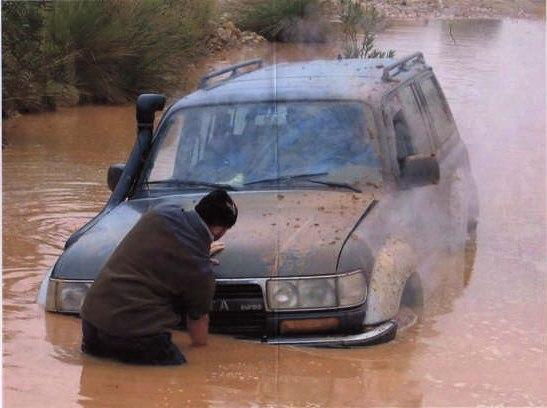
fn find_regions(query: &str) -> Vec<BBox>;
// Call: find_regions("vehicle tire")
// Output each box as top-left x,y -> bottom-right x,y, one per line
397,273 -> 422,332
400,272 -> 423,310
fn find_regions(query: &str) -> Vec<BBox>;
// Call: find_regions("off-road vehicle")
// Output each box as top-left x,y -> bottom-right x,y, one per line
39,53 -> 478,346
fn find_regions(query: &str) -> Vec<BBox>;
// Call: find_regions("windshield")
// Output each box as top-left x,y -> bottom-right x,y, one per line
144,101 -> 381,190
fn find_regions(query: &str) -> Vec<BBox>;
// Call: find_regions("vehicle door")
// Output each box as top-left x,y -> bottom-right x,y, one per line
414,74 -> 471,242
382,79 -> 443,256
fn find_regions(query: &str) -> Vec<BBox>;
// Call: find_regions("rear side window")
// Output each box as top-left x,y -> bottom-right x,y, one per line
419,77 -> 456,145
396,85 -> 434,155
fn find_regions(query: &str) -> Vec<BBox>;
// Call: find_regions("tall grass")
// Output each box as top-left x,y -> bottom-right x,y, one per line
2,0 -> 216,115
228,0 -> 328,43
337,0 -> 395,59
2,2 -> 51,113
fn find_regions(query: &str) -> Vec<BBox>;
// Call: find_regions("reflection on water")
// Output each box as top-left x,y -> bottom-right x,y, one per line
3,19 -> 546,407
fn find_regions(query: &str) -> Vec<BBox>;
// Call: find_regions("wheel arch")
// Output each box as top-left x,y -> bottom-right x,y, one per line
364,237 -> 417,325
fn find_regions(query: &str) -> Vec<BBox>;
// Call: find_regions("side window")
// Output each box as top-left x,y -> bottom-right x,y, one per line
419,77 -> 456,146
396,85 -> 434,155
393,110 -> 415,166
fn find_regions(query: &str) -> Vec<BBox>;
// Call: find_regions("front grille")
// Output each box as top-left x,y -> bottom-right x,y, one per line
210,284 -> 266,336
214,284 -> 264,298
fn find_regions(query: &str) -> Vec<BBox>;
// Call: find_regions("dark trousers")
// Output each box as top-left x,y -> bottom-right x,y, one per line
81,320 -> 186,365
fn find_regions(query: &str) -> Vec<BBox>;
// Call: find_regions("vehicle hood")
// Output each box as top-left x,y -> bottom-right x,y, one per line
52,190 -> 375,280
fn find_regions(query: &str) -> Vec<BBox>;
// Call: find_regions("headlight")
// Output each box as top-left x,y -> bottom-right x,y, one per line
267,270 -> 365,311
47,280 -> 92,313
297,278 -> 336,308
268,281 -> 299,309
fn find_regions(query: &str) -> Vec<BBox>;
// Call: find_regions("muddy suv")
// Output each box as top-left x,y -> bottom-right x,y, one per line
39,53 -> 478,346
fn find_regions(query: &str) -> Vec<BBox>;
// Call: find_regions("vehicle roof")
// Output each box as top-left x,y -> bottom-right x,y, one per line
171,57 -> 431,110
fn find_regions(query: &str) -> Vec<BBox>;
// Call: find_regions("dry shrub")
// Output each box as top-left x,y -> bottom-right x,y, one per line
337,0 -> 395,59
227,0 -> 329,43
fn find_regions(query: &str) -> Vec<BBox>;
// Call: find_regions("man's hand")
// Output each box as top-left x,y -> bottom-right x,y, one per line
210,242 -> 224,266
187,314 -> 209,347
210,241 -> 225,256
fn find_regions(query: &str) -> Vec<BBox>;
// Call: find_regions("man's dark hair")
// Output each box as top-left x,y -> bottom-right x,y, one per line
195,189 -> 238,228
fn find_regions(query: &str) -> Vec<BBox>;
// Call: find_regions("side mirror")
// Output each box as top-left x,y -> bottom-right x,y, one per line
107,163 -> 125,192
400,154 -> 440,186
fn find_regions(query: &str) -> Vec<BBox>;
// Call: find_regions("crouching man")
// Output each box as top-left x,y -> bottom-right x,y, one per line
80,189 -> 238,365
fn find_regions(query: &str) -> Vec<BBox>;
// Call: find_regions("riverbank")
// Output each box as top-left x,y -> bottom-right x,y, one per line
361,0 -> 544,19
1,1 -> 217,118
2,0 -> 543,122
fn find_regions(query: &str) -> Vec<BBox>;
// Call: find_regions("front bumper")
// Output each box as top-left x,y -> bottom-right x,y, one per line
40,275 -> 397,347
209,303 -> 398,347
264,320 -> 397,347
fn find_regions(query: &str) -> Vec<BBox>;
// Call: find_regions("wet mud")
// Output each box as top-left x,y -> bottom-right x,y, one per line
3,20 -> 546,407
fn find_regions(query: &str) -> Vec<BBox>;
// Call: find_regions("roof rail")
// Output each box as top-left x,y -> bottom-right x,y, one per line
382,52 -> 425,82
198,59 -> 264,90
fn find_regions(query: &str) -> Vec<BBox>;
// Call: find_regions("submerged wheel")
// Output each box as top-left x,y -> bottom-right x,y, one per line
397,272 -> 422,332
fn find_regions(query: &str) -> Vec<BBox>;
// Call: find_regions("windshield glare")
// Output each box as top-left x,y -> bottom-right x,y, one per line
146,101 -> 381,188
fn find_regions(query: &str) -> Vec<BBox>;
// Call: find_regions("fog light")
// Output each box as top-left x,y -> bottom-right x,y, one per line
280,317 -> 340,334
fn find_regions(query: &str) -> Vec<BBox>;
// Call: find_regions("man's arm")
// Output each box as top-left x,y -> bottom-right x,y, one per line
184,256 -> 217,347
187,314 -> 209,346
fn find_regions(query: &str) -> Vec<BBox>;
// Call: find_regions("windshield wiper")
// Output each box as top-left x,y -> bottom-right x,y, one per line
244,172 -> 360,192
144,179 -> 238,191
244,172 -> 328,186
306,179 -> 362,193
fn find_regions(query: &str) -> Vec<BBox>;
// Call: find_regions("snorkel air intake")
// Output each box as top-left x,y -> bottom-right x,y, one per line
64,94 -> 165,249
106,94 -> 166,208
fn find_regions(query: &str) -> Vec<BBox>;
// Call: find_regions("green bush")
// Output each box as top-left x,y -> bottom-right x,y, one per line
2,0 -> 216,114
337,0 -> 395,59
229,0 -> 328,43
2,2 -> 51,113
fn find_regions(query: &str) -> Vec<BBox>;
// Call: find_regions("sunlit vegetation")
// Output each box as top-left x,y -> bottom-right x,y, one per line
227,0 -> 329,42
2,0 -> 216,115
337,0 -> 395,59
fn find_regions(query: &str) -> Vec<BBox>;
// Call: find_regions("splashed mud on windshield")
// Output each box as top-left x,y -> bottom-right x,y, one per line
3,20 -> 546,407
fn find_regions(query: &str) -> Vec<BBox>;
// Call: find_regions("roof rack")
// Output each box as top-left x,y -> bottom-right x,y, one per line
382,52 -> 425,82
198,59 -> 264,90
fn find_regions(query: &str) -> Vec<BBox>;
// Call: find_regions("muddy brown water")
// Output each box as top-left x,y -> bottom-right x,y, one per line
3,20 -> 546,407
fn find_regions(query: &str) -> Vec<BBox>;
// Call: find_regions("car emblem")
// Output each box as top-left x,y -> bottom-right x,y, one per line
219,299 -> 229,311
